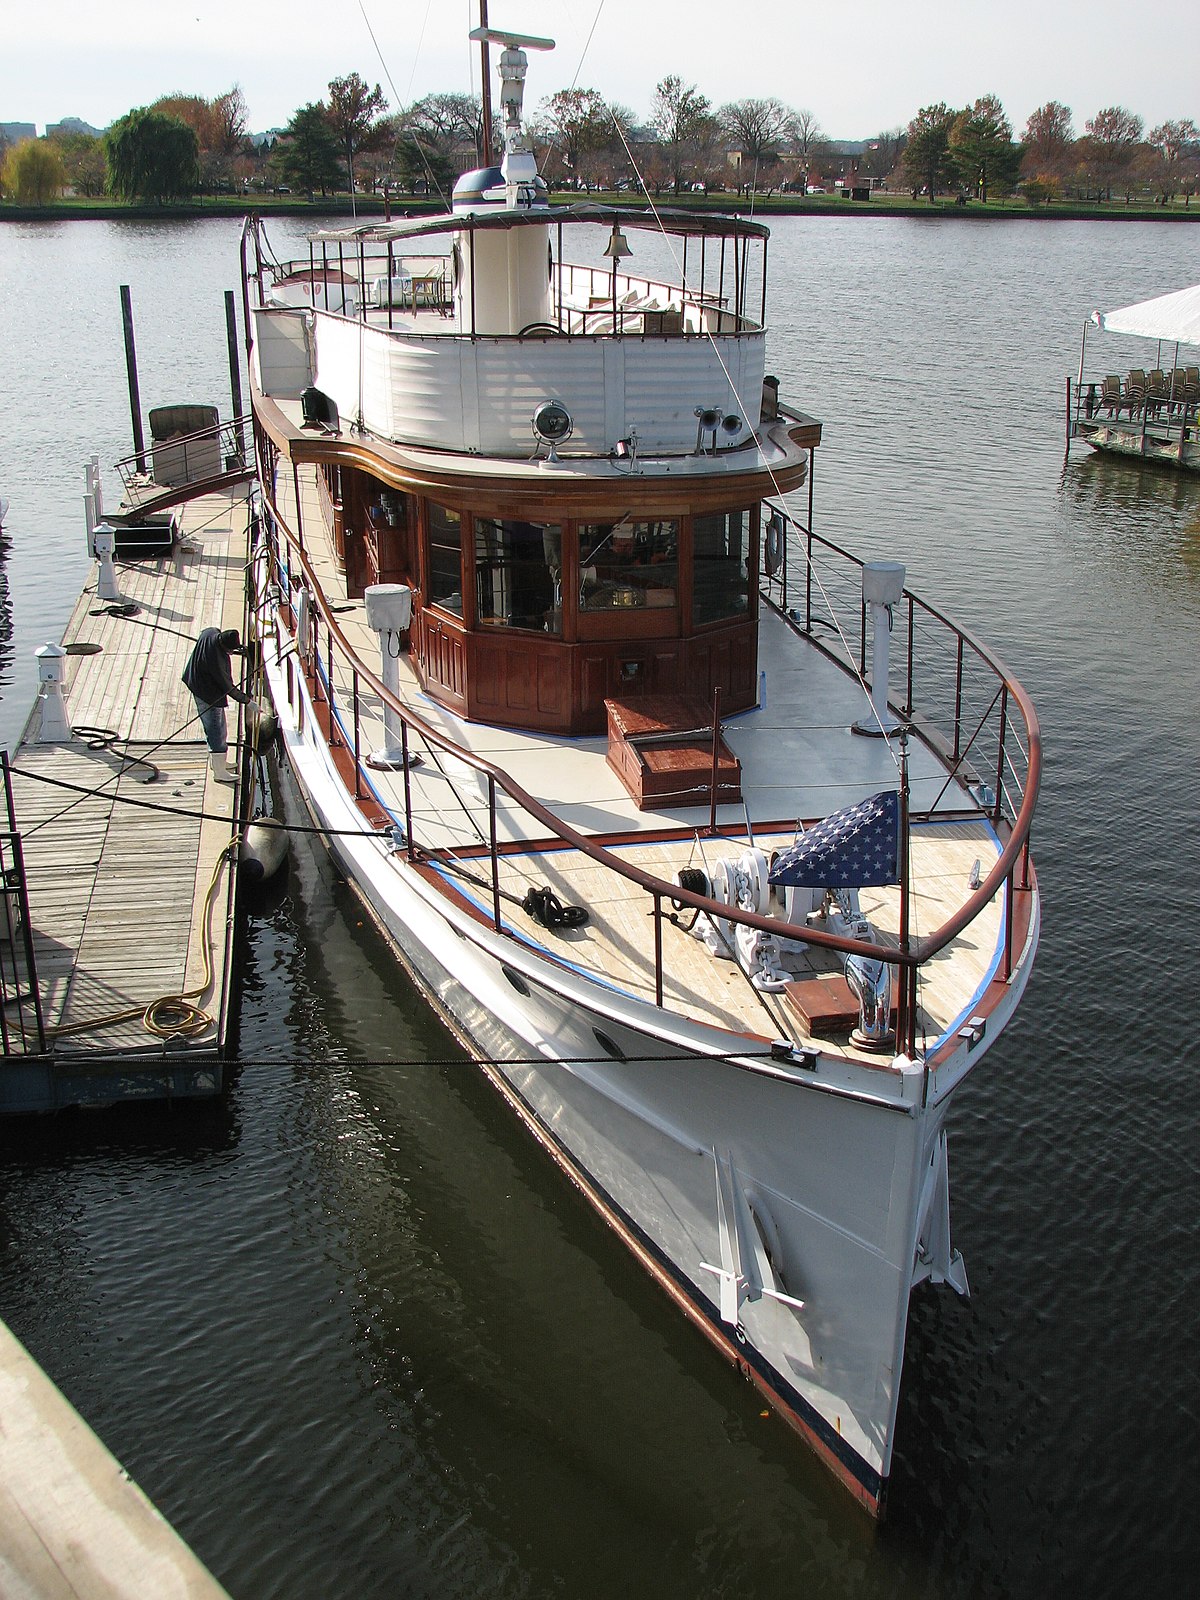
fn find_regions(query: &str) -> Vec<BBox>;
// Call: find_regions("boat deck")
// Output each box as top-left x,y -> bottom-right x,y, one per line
3,490 -> 250,1102
274,466 -> 1006,1057
433,820 -> 1001,1057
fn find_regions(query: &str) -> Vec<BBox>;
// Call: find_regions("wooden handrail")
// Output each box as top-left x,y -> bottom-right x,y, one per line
257,479 -> 1039,982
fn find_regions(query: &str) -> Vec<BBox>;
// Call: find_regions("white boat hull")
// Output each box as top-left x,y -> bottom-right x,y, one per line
256,600 -> 1023,1513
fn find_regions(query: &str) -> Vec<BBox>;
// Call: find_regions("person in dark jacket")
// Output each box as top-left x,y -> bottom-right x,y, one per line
182,627 -> 249,784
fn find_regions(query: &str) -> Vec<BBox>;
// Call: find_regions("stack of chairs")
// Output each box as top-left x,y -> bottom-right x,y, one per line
1100,375 -> 1128,416
1124,369 -> 1147,417
1145,370 -> 1171,416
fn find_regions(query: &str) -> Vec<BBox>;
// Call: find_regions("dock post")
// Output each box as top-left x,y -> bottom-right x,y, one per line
119,286 -> 147,475
225,289 -> 246,467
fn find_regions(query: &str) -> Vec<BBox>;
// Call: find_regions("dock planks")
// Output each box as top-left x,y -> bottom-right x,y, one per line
2,490 -> 251,1106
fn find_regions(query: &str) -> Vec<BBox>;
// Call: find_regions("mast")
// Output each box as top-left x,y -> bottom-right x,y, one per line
478,0 -> 494,167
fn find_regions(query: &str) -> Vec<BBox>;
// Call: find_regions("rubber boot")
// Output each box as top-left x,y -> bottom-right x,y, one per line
209,750 -> 236,785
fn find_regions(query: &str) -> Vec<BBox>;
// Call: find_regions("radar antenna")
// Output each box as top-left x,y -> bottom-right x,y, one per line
468,25 -> 555,204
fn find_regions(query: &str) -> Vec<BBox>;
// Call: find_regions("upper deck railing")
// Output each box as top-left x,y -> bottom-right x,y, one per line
251,436 -> 1039,1066
259,253 -> 757,337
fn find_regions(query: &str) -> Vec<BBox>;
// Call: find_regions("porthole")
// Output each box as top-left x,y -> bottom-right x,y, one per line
502,966 -> 530,996
592,1028 -> 626,1062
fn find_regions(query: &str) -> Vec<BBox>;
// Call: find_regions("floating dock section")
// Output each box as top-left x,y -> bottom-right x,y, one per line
0,488 -> 253,1111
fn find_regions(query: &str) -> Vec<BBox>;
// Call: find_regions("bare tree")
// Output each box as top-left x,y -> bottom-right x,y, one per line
720,96 -> 793,164
1146,118 -> 1199,203
1020,101 -> 1073,198
1148,118 -> 1199,163
791,108 -> 823,167
1082,105 -> 1143,199
864,128 -> 905,185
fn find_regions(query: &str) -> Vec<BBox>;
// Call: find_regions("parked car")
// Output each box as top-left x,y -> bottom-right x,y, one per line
805,185 -> 826,195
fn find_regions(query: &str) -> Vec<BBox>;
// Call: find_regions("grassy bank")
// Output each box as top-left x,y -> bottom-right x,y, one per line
3,191 -> 1199,223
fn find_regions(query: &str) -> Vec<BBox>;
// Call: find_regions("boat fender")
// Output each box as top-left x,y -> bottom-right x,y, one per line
246,700 -> 279,745
239,817 -> 289,885
764,512 -> 785,577
521,885 -> 589,931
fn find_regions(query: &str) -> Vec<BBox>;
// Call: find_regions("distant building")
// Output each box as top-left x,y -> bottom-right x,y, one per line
1,122 -> 37,145
46,117 -> 104,138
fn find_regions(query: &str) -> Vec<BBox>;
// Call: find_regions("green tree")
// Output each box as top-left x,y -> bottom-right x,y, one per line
949,95 -> 1019,201
1,138 -> 66,204
534,88 -> 614,183
274,103 -> 342,196
104,108 -> 199,203
327,72 -> 387,199
404,93 -> 488,172
651,75 -> 714,192
902,103 -> 957,200
47,130 -> 106,196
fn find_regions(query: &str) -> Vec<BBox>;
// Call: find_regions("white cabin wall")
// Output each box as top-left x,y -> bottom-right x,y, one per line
459,227 -> 553,335
305,309 -> 766,455
252,309 -> 314,399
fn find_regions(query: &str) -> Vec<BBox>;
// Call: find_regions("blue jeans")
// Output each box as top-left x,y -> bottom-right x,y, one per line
193,698 -> 228,753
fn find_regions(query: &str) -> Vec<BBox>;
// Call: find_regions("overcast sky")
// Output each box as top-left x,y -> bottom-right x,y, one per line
6,0 -> 1198,141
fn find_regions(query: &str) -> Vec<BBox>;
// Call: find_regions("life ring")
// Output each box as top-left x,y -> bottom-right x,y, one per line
764,512 -> 785,576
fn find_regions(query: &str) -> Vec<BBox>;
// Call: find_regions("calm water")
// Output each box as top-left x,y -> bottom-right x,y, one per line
1,214 -> 1199,1597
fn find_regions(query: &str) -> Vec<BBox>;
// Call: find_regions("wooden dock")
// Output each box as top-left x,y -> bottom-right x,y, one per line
0,1318 -> 232,1599
0,488 -> 253,1111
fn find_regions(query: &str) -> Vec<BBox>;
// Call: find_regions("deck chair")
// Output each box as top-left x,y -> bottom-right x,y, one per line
1185,367 -> 1200,405
1125,369 -> 1147,416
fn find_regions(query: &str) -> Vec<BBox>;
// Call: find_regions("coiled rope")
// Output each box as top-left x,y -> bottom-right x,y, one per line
521,885 -> 589,930
45,840 -> 236,1043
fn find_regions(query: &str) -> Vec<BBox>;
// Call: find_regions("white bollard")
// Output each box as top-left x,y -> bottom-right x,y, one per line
854,560 -> 905,737
363,584 -> 413,769
92,523 -> 125,604
36,643 -> 72,743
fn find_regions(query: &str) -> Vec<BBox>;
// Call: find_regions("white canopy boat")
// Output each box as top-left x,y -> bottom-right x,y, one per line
239,25 -> 1040,1516
1068,280 -> 1200,470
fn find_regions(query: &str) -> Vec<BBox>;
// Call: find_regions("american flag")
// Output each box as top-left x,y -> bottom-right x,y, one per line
768,790 -> 900,889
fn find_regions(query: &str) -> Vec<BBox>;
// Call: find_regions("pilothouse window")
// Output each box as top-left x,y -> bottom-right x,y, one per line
693,509 -> 753,625
579,520 -> 678,612
475,518 -> 562,634
428,503 -> 463,614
